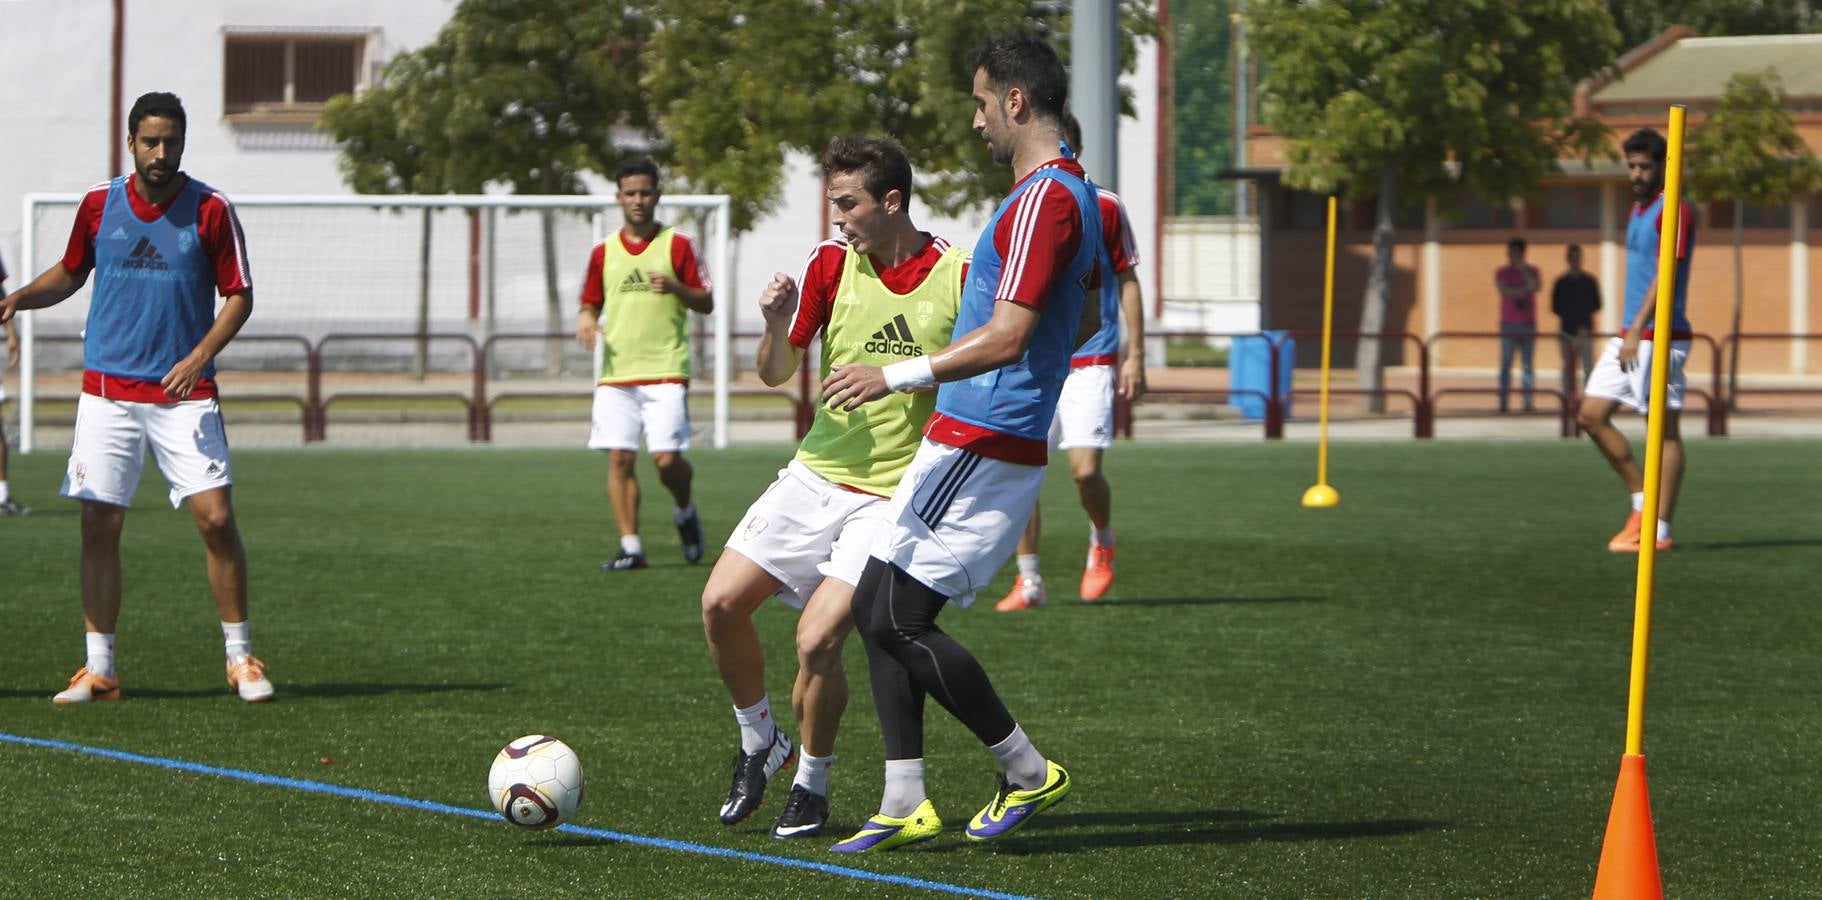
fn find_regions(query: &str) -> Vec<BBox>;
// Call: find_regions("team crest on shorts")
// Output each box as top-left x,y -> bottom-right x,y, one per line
742,516 -> 768,540
72,463 -> 87,489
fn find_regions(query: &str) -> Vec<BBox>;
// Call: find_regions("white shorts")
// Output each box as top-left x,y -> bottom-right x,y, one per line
1048,364 -> 1115,450
62,394 -> 234,508
724,460 -> 891,609
1584,337 -> 1688,413
588,382 -> 691,452
869,439 -> 1044,607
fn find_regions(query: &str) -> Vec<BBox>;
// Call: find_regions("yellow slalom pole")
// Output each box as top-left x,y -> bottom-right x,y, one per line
1593,104 -> 1684,900
1302,196 -> 1340,508
1625,106 -> 1686,757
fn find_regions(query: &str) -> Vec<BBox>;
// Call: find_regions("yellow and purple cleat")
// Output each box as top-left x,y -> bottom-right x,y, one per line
829,800 -> 942,853
965,761 -> 1071,841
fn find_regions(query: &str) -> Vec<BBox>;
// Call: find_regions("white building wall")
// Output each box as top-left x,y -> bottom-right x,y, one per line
2,0 -> 1168,345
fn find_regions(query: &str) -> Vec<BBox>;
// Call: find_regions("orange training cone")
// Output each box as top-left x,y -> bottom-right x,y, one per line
1592,754 -> 1662,900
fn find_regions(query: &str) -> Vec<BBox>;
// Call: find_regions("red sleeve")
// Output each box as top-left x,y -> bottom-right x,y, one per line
1099,192 -> 1138,273
788,242 -> 846,349
991,178 -> 1083,309
197,192 -> 252,296
61,187 -> 108,275
670,233 -> 709,291
579,242 -> 606,310
1655,201 -> 1692,260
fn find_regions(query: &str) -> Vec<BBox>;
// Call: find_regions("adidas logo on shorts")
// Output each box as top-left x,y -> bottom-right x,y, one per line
864,314 -> 924,357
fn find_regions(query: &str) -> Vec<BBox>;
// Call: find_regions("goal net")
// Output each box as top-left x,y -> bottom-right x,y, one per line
16,192 -> 738,451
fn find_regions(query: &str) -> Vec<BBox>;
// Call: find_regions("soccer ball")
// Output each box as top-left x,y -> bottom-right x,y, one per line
487,735 -> 585,829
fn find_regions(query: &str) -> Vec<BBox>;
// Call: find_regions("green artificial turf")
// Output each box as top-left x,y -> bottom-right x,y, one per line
0,440 -> 1815,897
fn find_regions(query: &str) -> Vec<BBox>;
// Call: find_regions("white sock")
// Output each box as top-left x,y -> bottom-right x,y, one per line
0,480 -> 9,503
1657,519 -> 1671,542
620,534 -> 644,556
673,503 -> 696,525
988,725 -> 1048,789
1016,553 -> 1042,582
880,758 -> 926,818
1630,492 -> 1645,513
1091,526 -> 1115,548
222,620 -> 252,661
793,752 -> 835,797
85,632 -> 116,678
733,696 -> 777,755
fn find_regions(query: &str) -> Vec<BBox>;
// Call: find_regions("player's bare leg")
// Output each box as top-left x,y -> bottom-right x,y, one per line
1577,395 -> 1644,491
0,424 -> 24,515
700,549 -> 794,825
602,449 -> 648,569
654,451 -> 703,563
189,487 -> 248,624
189,486 -> 270,701
996,503 -> 1047,610
55,501 -> 127,703
1070,447 -> 1116,601
776,576 -> 856,838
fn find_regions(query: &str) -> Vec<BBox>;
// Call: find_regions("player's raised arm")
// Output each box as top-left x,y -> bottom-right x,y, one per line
754,273 -> 802,387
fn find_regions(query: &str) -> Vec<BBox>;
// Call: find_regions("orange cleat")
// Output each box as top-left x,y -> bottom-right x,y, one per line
1606,511 -> 1643,553
995,576 -> 1046,611
52,667 -> 120,705
1080,545 -> 1115,602
227,655 -> 275,703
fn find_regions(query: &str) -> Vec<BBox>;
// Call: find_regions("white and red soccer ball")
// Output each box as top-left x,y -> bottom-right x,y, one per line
487,735 -> 585,829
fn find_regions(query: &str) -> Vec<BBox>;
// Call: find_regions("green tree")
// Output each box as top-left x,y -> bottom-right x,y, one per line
1607,1 -> 1815,50
1247,0 -> 1619,407
1173,0 -> 1235,215
323,48 -> 462,377
325,0 -> 655,350
1686,68 -> 1822,406
641,0 -> 1156,231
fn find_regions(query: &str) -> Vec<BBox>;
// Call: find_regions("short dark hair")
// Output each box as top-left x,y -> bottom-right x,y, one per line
968,31 -> 1068,121
128,91 -> 186,137
1507,237 -> 1527,253
614,158 -> 660,189
1567,243 -> 1583,257
1622,128 -> 1667,164
1061,111 -> 1083,156
822,136 -> 913,209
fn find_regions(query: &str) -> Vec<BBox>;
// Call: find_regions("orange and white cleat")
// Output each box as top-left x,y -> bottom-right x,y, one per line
227,655 -> 275,703
1080,545 -> 1115,602
995,576 -> 1047,612
52,667 -> 120,705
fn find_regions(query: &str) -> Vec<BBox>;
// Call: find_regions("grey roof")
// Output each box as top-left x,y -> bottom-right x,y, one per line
1594,34 -> 1822,103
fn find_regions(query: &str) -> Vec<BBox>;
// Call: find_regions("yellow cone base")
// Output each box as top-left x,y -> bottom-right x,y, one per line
1593,753 -> 1663,900
1301,484 -> 1340,508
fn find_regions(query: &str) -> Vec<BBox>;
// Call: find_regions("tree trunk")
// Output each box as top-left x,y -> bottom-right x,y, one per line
540,165 -> 562,376
1728,199 -> 1744,411
414,206 -> 433,382
1356,164 -> 1397,413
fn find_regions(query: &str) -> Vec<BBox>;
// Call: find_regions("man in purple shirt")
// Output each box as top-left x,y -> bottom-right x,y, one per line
1495,237 -> 1540,412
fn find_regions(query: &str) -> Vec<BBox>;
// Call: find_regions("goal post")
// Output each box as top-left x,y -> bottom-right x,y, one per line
17,192 -> 736,452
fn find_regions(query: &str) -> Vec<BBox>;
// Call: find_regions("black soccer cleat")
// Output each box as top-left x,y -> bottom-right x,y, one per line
0,499 -> 29,517
718,730 -> 794,825
601,550 -> 648,572
677,509 -> 704,564
770,785 -> 829,839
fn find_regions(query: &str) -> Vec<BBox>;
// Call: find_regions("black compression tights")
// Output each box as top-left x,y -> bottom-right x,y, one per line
850,556 -> 1017,760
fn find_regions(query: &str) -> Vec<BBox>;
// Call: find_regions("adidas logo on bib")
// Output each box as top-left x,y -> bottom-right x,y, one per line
864,313 -> 923,357
620,270 -> 650,292
122,237 -> 170,271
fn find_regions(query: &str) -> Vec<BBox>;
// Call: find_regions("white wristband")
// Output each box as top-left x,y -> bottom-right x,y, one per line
882,356 -> 936,392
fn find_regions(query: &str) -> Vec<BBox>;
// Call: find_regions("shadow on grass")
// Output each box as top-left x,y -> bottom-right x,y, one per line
282,682 -> 508,700
932,809 -> 1449,853
1094,595 -> 1321,608
1675,538 -> 1822,552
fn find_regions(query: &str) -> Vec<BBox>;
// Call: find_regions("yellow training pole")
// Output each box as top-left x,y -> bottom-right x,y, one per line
1593,104 -> 1684,900
1302,195 -> 1340,508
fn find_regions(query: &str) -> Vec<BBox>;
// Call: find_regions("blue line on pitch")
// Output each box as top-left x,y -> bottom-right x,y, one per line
0,731 -> 1031,900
